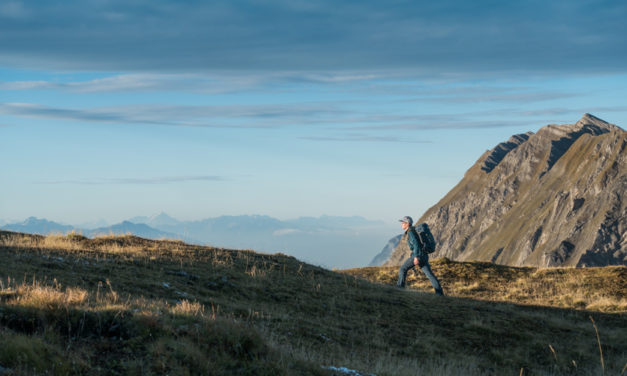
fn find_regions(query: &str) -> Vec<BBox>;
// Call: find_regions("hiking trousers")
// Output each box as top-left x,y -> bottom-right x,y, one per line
397,256 -> 444,295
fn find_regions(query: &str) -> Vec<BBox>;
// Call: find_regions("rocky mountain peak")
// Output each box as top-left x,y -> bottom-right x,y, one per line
536,114 -> 621,174
538,113 -> 620,141
577,113 -> 621,131
378,114 -> 626,268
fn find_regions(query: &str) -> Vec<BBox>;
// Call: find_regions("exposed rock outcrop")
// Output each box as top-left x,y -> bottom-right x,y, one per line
379,114 -> 626,267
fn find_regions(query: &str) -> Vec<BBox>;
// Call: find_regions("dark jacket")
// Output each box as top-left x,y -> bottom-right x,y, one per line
406,227 -> 423,259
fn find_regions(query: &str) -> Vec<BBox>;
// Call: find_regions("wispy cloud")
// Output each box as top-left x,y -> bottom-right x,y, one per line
0,72 -> 387,94
0,100 -> 565,132
34,175 -> 225,185
513,106 -> 627,118
0,102 -> 346,128
349,118 -> 535,131
0,75 -> 180,92
0,74 -> 265,94
0,102 -> 153,124
301,133 -> 431,143
272,228 -> 302,236
410,92 -> 581,105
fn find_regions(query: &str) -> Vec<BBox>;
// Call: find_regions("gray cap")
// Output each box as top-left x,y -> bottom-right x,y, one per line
399,216 -> 413,225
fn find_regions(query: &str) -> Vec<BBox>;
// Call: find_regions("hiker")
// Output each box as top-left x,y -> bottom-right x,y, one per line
396,216 -> 444,295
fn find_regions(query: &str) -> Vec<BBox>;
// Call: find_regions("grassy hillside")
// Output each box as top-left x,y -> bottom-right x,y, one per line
1,231 -> 626,375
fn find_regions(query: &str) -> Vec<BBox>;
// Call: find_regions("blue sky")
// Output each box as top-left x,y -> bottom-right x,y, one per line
1,0 -> 627,226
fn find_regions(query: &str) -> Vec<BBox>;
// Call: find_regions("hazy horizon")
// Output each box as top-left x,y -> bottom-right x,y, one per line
0,211 -> 399,228
0,212 -> 400,269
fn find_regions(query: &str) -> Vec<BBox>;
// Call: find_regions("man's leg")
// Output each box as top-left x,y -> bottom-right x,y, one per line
420,263 -> 444,295
397,257 -> 415,288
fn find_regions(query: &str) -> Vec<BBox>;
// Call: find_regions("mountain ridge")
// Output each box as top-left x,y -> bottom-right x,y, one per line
1,217 -> 183,241
379,114 -> 626,268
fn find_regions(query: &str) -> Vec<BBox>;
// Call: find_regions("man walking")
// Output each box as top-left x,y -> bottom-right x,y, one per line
397,216 -> 444,295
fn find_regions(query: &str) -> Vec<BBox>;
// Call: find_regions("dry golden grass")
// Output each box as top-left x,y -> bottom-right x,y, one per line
171,299 -> 206,317
13,284 -> 88,309
344,258 -> 627,313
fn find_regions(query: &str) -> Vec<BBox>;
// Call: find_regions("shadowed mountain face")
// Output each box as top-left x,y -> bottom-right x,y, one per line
368,234 -> 402,266
380,114 -> 626,267
481,133 -> 532,173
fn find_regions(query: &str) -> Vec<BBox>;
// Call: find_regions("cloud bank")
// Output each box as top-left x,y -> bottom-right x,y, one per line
35,176 -> 225,185
1,1 -> 625,74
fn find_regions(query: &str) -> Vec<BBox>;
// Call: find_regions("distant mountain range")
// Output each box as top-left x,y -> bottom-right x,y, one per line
1,214 -> 393,269
2,217 -> 180,240
122,214 -> 391,269
375,114 -> 626,267
3,217 -> 76,235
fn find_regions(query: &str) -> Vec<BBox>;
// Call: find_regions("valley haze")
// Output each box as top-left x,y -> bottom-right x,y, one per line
1,213 -> 395,269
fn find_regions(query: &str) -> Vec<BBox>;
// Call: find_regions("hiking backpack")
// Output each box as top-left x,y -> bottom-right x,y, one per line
415,223 -> 436,254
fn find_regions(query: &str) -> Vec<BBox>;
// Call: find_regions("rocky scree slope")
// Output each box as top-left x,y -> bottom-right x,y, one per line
382,114 -> 626,267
